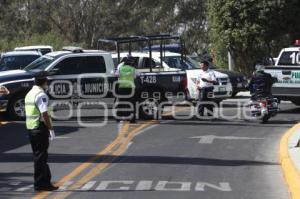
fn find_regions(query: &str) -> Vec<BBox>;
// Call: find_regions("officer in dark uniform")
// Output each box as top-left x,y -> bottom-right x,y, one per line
25,73 -> 59,191
249,64 -> 274,100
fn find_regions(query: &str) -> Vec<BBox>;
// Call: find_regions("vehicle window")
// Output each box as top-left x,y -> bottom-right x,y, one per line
162,56 -> 193,70
278,51 -> 300,66
141,57 -> 157,68
78,56 -> 106,73
120,57 -> 139,68
24,55 -> 55,71
53,57 -> 81,75
0,55 -> 40,71
113,58 -> 119,69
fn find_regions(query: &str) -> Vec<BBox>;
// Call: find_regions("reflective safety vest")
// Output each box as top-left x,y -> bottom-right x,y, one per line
118,65 -> 136,88
25,86 -> 51,130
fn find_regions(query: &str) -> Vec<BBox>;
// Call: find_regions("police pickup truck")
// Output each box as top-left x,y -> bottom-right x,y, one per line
264,40 -> 300,105
0,48 -> 187,119
112,52 -> 232,102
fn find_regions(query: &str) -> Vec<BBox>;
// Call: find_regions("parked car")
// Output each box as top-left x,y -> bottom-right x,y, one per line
14,45 -> 53,55
0,51 -> 41,71
189,56 -> 248,97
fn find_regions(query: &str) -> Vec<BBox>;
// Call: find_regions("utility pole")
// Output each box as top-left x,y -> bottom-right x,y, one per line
228,50 -> 235,71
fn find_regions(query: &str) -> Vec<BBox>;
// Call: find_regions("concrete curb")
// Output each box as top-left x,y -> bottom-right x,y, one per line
279,123 -> 300,199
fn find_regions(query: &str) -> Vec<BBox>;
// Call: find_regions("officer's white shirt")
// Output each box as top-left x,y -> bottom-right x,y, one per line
33,86 -> 49,114
197,69 -> 217,88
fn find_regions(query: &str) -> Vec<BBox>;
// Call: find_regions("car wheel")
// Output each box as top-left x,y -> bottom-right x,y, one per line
139,98 -> 161,120
8,94 -> 26,120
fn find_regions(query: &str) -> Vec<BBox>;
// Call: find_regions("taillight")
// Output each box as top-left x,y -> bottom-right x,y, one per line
180,76 -> 187,90
261,100 -> 267,108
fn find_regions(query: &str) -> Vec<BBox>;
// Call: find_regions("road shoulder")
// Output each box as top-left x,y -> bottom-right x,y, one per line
279,123 -> 300,199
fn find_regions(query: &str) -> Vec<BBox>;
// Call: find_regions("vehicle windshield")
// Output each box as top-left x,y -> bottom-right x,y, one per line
24,55 -> 55,71
188,56 -> 217,69
162,56 -> 198,70
0,55 -> 40,71
277,51 -> 300,66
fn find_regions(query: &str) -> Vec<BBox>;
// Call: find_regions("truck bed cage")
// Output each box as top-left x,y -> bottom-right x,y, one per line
98,34 -> 185,72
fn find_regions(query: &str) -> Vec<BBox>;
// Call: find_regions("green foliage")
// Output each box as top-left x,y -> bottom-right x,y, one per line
0,0 -> 209,54
208,0 -> 300,75
0,32 -> 85,52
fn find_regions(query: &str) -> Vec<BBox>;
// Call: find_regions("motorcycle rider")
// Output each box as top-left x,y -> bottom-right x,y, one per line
249,64 -> 275,100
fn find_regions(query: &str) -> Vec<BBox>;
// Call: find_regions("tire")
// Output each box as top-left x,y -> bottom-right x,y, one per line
138,98 -> 161,120
7,94 -> 26,120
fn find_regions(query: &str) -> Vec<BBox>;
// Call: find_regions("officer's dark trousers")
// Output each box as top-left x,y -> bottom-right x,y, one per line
116,87 -> 137,121
198,87 -> 214,116
28,123 -> 51,189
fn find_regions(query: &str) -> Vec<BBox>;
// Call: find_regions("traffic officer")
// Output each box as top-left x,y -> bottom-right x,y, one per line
116,56 -> 138,123
197,60 -> 218,117
25,72 -> 59,191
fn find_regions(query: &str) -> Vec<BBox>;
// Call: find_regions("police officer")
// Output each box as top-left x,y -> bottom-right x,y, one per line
197,60 -> 218,117
25,73 -> 59,191
116,56 -> 138,123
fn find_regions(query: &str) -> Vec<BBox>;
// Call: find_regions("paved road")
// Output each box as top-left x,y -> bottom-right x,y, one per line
0,99 -> 298,199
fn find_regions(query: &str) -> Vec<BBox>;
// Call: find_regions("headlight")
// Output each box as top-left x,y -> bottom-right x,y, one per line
0,86 -> 10,96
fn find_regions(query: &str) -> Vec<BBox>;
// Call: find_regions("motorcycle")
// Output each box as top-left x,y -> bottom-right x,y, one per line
250,97 -> 279,123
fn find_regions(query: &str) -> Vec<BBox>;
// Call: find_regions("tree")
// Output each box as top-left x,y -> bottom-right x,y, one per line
208,0 -> 300,75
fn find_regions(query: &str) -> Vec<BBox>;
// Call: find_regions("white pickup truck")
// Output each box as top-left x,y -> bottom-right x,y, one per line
112,52 -> 233,102
264,40 -> 300,105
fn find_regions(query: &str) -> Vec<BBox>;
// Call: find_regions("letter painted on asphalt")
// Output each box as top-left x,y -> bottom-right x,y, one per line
195,182 -> 232,191
95,181 -> 134,191
58,181 -> 74,191
155,181 -> 191,191
135,181 -> 153,191
76,181 -> 97,191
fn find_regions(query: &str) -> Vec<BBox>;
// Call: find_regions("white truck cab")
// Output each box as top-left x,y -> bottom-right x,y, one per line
14,45 -> 53,55
112,52 -> 232,101
264,40 -> 300,105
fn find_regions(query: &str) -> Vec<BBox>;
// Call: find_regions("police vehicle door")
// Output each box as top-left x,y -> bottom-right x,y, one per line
48,56 -> 81,110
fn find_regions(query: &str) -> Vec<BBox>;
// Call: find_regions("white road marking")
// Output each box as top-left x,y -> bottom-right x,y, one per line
135,181 -> 153,191
195,182 -> 232,191
15,184 -> 33,192
189,135 -> 265,144
54,136 -> 72,139
76,181 -> 97,191
11,180 -> 232,192
155,181 -> 191,191
95,181 -> 134,191
58,181 -> 74,191
8,181 -> 21,186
